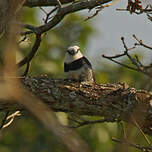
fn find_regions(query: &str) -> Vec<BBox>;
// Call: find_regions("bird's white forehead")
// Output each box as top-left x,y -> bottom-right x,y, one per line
67,45 -> 80,51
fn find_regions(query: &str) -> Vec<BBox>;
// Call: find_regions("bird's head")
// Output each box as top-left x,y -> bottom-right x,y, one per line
67,45 -> 80,56
65,45 -> 83,63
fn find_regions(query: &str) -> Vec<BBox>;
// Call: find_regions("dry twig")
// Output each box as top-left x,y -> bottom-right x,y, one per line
131,115 -> 151,145
2,111 -> 21,129
102,36 -> 152,77
112,138 -> 152,152
0,111 -> 21,130
116,0 -> 152,22
117,0 -> 152,14
69,116 -> 108,128
133,34 -> 152,50
40,7 -> 58,23
85,0 -> 119,21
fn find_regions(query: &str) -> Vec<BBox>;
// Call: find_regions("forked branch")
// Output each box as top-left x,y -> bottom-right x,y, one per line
17,34 -> 41,68
103,36 -> 152,77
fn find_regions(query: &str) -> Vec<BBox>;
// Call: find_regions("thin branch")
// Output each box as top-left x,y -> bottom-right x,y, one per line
133,34 -> 152,50
121,37 -> 140,69
20,30 -> 34,36
56,0 -> 62,8
102,54 -> 139,72
40,7 -> 58,24
22,62 -> 31,76
0,111 -> 21,129
2,111 -> 21,129
39,7 -> 48,14
21,24 -> 40,34
103,47 -> 136,59
2,117 -> 15,129
147,13 -> 152,21
17,34 -> 41,67
131,115 -> 151,145
120,122 -> 127,139
69,118 -> 108,128
85,6 -> 104,21
0,111 -> 9,130
135,55 -> 143,67
112,138 -> 152,152
117,2 -> 152,22
102,36 -> 152,77
116,1 -> 152,15
6,111 -> 21,120
46,7 -> 58,23
18,35 -> 27,44
85,0 -> 119,21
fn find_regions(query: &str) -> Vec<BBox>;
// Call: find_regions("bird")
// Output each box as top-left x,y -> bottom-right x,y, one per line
64,45 -> 95,83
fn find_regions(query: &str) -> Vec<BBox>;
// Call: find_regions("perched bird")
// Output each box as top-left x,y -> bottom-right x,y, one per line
64,45 -> 95,83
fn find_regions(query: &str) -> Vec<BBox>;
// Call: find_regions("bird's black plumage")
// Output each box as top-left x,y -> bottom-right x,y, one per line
64,56 -> 92,72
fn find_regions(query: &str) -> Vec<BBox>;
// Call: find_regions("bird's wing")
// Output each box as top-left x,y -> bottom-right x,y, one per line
64,58 -> 83,72
64,63 -> 69,72
64,57 -> 92,72
82,56 -> 92,68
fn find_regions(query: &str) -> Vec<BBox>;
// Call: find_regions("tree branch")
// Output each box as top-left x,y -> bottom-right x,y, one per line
24,0 -> 74,7
23,0 -> 113,34
133,34 -> 152,50
1,76 -> 152,136
112,138 -> 152,152
103,36 -> 152,77
17,34 -> 41,67
24,0 -> 113,7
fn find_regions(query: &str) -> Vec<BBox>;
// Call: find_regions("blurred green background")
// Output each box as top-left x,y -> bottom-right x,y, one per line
0,6 -> 151,152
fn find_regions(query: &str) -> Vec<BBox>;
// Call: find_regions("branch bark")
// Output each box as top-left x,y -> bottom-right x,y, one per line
1,76 -> 152,136
24,0 -> 74,7
24,0 -> 113,7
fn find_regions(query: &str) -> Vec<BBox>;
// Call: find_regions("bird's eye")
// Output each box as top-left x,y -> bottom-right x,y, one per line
71,50 -> 75,55
67,49 -> 75,55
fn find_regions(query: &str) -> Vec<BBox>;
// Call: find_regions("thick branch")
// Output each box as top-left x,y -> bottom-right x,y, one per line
24,0 -> 74,7
24,0 -> 113,7
23,0 -> 112,34
1,76 -> 152,136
